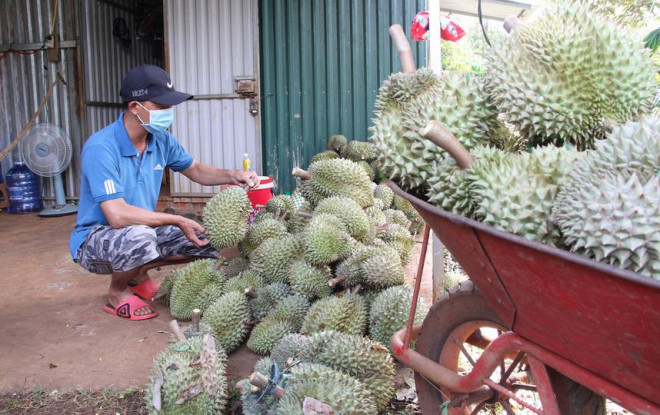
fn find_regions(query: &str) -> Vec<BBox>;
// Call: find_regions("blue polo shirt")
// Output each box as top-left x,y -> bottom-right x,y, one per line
69,112 -> 193,260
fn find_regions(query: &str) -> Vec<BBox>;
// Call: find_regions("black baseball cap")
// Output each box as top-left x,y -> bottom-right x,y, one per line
120,64 -> 193,105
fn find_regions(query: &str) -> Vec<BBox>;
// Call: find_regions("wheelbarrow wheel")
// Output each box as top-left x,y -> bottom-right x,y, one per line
415,280 -> 605,414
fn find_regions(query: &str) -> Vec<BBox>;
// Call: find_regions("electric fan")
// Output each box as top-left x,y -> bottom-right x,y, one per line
20,123 -> 78,217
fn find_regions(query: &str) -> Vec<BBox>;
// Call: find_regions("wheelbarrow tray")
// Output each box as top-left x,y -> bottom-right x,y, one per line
389,181 -> 660,406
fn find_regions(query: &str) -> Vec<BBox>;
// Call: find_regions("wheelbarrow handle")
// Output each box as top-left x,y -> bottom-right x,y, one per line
389,24 -> 416,73
421,121 -> 474,170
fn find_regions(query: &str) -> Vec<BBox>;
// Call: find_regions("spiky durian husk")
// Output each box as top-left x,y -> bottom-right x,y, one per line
250,283 -> 292,320
265,195 -> 296,219
314,196 -> 371,241
302,159 -> 374,208
225,269 -> 265,293
223,257 -> 248,278
310,150 -> 340,165
426,146 -> 507,217
356,160 -> 375,181
301,294 -> 367,336
202,292 -> 252,353
470,146 -> 583,245
392,194 -> 425,234
270,334 -> 311,367
273,363 -> 377,415
247,319 -> 297,355
170,259 -> 226,321
327,134 -> 348,153
240,383 -> 271,415
369,286 -> 428,346
374,183 -> 394,208
155,268 -> 181,306
342,140 -> 376,162
297,330 -> 396,411
145,335 -> 228,415
245,218 -> 288,247
365,205 -> 387,227
203,187 -> 252,249
484,3 -> 655,150
378,223 -> 415,265
249,235 -> 302,283
302,214 -> 354,265
288,260 -> 332,299
253,209 -> 275,223
339,245 -> 404,290
369,69 -> 502,190
266,294 -> 311,328
384,209 -> 409,228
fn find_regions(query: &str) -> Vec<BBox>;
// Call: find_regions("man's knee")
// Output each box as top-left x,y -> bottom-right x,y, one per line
79,225 -> 161,273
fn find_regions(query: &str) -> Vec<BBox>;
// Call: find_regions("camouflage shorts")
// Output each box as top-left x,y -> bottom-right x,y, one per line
76,225 -> 218,274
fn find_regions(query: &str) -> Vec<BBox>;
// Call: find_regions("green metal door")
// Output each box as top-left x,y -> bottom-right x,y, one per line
260,0 -> 426,194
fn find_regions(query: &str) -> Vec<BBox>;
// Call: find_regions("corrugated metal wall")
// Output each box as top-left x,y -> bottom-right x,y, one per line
0,0 -> 81,201
81,0 -> 163,136
165,0 -> 261,196
260,0 -> 427,194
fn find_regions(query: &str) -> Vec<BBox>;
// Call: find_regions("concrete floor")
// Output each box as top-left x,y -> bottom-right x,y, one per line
0,210 -> 433,394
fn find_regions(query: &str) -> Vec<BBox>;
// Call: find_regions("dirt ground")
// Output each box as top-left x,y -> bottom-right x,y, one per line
0,211 -> 433,395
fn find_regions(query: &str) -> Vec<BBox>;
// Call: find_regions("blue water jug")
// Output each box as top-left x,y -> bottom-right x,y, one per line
6,161 -> 43,213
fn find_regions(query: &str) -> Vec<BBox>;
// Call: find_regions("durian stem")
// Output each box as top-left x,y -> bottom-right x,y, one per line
255,204 -> 266,209
352,285 -> 363,295
249,372 -> 286,398
244,287 -> 258,299
297,211 -> 313,218
235,379 -> 249,390
291,167 -> 311,180
192,309 -> 201,332
421,121 -> 474,170
169,320 -> 186,342
243,320 -> 259,327
328,274 -> 347,287
389,24 -> 416,73
374,224 -> 390,232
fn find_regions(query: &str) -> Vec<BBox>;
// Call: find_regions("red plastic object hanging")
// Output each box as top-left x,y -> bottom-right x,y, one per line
411,10 -> 465,42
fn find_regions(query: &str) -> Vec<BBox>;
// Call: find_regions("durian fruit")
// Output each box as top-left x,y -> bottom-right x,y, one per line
247,319 -> 297,355
384,209 -> 409,228
154,268 -> 181,306
265,294 -> 310,327
314,196 -> 371,241
378,223 -> 415,265
288,260 -> 332,299
202,291 -> 252,353
170,259 -> 226,321
469,145 -> 582,245
484,3 -> 655,150
294,159 -> 374,208
241,358 -> 279,415
238,238 -> 258,257
203,186 -> 252,249
250,235 -> 302,283
369,286 -> 428,346
245,218 -> 288,248
265,195 -> 296,220
369,69 -> 502,190
253,209 -> 275,223
145,334 -> 227,415
310,150 -> 340,164
225,269 -> 265,293
301,294 -> 367,336
342,140 -> 376,162
297,330 -> 396,411
301,214 -> 353,265
365,205 -> 388,227
327,134 -> 348,153
223,256 -> 248,278
249,282 -> 292,320
333,245 -> 405,290
393,194 -> 425,234
374,183 -> 394,208
356,160 -> 376,181
273,363 -> 377,415
553,117 -> 660,277
270,333 -> 311,368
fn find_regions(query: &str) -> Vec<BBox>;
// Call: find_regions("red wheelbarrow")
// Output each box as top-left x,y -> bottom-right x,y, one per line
388,180 -> 660,415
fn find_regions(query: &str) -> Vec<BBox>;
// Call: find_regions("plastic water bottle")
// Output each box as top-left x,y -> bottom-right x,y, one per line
6,161 -> 42,213
242,153 -> 251,172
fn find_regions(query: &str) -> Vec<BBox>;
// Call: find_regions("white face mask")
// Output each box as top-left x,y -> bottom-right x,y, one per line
136,102 -> 174,133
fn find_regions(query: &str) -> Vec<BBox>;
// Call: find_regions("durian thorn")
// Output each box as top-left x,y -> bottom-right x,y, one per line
191,309 -> 201,332
291,167 -> 311,180
503,16 -> 522,33
421,121 -> 474,170
249,372 -> 286,398
389,24 -> 416,73
244,287 -> 258,299
328,274 -> 347,287
235,379 -> 250,390
297,211 -> 313,218
169,320 -> 186,342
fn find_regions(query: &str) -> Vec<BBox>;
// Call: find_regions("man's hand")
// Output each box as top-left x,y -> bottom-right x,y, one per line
178,217 -> 209,247
233,170 -> 260,188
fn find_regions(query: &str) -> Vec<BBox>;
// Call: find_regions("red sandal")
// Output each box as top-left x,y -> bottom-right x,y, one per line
103,296 -> 158,321
129,279 -> 160,300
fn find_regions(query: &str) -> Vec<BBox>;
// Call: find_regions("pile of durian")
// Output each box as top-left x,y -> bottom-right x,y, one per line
145,136 -> 430,414
370,2 -> 659,279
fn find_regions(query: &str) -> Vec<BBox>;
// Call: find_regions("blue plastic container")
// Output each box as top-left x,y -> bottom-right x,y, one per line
6,161 -> 42,213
